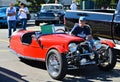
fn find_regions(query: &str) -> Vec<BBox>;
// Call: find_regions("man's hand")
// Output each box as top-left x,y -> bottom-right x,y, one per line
86,35 -> 93,41
7,12 -> 16,16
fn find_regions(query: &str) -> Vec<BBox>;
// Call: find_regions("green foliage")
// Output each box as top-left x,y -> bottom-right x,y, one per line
15,0 -> 118,11
15,0 -> 56,12
26,0 -> 45,6
84,0 -> 117,9
92,0 -> 117,9
25,0 -> 56,6
15,0 -> 21,6
24,0 -> 56,12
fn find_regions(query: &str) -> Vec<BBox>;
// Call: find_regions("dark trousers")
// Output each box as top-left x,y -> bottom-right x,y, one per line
7,20 -> 16,37
20,18 -> 27,30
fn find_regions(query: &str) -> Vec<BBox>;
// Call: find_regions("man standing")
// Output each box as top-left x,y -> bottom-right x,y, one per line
18,3 -> 29,30
6,3 -> 16,38
70,1 -> 77,10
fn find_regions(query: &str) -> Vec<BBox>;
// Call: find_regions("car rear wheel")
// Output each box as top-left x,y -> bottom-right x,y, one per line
46,49 -> 67,80
97,46 -> 117,71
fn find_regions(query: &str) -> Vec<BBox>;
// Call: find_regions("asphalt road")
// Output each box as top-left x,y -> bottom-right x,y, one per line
0,22 -> 120,82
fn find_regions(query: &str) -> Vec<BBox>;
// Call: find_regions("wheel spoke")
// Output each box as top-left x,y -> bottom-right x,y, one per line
46,49 -> 67,80
99,47 -> 112,66
48,54 -> 60,76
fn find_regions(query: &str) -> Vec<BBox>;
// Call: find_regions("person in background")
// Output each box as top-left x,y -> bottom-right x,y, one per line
18,3 -> 29,30
6,3 -> 16,38
70,1 -> 77,10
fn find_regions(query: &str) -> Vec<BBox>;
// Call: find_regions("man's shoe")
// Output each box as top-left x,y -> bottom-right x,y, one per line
8,45 -> 10,48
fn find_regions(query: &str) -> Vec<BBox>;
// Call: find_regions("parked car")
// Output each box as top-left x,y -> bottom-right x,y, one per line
0,7 -> 20,28
34,4 -> 65,26
64,0 -> 120,58
0,7 -> 7,27
10,24 -> 116,80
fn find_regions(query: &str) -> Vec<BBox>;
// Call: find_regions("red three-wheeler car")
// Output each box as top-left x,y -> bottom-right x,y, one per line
10,25 -> 117,80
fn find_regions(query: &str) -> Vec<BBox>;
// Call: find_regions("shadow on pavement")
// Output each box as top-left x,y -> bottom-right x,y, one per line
0,67 -> 28,82
20,58 -> 46,70
19,58 -> 120,82
63,65 -> 120,82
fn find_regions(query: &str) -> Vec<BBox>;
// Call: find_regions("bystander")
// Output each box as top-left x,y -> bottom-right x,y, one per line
18,3 -> 29,30
6,3 -> 16,38
70,1 -> 77,10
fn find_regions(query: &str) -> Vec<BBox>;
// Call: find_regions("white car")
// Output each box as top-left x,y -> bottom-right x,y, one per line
40,4 -> 64,13
34,4 -> 65,26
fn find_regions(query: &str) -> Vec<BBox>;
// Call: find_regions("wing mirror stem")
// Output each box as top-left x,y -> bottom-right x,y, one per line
35,32 -> 43,48
37,39 -> 43,49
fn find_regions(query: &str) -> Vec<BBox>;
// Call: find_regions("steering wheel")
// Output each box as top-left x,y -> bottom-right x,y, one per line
56,29 -> 65,33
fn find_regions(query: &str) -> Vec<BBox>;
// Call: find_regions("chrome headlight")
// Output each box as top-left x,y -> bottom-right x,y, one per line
34,14 -> 37,17
54,13 -> 58,17
68,43 -> 78,53
94,40 -> 102,50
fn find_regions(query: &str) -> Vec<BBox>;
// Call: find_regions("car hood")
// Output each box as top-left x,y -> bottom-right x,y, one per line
40,34 -> 84,46
0,13 -> 6,17
41,10 -> 64,14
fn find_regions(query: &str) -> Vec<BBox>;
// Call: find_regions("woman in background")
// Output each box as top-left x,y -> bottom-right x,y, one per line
18,3 -> 29,30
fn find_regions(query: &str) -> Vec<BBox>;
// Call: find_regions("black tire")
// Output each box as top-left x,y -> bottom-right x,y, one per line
98,47 -> 117,71
46,49 -> 67,80
35,21 -> 39,26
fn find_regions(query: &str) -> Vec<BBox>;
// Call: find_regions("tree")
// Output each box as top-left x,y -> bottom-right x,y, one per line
93,0 -> 117,9
25,0 -> 45,6
18,0 -> 55,12
25,0 -> 56,6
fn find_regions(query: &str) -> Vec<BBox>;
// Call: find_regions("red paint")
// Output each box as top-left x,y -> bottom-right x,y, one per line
101,40 -> 115,48
10,30 -> 84,61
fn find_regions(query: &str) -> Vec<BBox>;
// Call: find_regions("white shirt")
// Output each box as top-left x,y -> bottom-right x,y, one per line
70,3 -> 77,10
18,7 -> 29,19
6,7 -> 16,20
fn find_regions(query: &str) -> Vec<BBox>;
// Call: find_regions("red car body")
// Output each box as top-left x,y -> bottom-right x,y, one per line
10,29 -> 117,80
10,30 -> 84,61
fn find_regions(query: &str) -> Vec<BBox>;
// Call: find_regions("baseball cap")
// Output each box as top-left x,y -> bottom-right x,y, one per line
79,16 -> 86,21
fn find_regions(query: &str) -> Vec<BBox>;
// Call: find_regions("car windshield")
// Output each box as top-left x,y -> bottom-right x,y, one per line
41,5 -> 62,11
0,8 -> 6,13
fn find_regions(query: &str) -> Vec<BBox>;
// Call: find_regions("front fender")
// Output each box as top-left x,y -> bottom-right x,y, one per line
47,45 -> 68,55
101,40 -> 115,48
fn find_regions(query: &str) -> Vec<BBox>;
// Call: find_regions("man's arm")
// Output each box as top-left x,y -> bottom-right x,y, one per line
25,7 -> 29,14
7,12 -> 16,16
85,25 -> 93,41
19,7 -> 29,14
69,23 -> 78,36
86,25 -> 92,35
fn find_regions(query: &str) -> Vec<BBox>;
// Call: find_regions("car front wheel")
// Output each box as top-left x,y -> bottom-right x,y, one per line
46,49 -> 67,80
97,46 -> 117,71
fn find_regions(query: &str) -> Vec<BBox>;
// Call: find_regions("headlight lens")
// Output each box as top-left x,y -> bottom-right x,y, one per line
94,40 -> 102,50
54,13 -> 58,17
34,14 -> 37,17
68,43 -> 77,53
